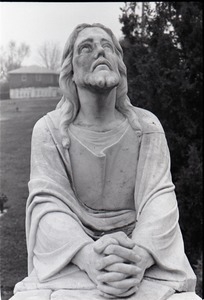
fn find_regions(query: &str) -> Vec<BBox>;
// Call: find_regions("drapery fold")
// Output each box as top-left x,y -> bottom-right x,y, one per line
16,106 -> 196,294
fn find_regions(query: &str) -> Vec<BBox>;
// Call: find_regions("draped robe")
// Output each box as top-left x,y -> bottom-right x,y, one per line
12,106 -> 197,300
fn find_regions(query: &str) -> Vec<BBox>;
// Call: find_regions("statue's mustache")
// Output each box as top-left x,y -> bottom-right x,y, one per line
92,58 -> 112,71
84,72 -> 119,89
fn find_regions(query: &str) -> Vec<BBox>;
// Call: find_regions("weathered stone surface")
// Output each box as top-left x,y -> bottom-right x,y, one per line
169,292 -> 201,300
9,289 -> 52,300
50,279 -> 175,300
11,23 -> 199,300
10,289 -> 201,300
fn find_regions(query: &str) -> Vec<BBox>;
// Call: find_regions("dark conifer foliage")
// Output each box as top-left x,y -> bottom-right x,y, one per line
119,2 -> 202,295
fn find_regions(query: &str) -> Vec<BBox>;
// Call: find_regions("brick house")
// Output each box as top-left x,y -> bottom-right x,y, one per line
8,65 -> 61,99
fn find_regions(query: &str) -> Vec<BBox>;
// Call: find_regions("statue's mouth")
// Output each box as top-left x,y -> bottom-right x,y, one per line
92,59 -> 112,71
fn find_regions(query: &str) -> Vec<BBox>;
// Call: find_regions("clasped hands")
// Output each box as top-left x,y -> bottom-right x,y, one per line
72,231 -> 154,298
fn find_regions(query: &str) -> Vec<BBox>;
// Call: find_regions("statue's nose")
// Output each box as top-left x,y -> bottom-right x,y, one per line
94,44 -> 105,58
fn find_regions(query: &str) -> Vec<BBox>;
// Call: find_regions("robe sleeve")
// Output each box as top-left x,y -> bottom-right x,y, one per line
131,109 -> 196,291
26,117 -> 93,282
33,211 -> 93,282
132,130 -> 178,265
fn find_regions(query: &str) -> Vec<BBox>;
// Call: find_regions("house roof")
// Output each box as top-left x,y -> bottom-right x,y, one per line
8,65 -> 60,75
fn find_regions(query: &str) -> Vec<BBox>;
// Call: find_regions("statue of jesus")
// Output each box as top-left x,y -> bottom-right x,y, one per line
11,23 -> 200,300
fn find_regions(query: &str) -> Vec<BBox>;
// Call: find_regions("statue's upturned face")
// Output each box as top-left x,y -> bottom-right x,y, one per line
72,27 -> 120,90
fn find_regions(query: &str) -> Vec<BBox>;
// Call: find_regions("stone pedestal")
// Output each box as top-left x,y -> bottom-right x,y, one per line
9,278 -> 202,300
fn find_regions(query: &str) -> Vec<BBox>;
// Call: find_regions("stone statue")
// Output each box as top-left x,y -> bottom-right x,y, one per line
10,23 -> 200,300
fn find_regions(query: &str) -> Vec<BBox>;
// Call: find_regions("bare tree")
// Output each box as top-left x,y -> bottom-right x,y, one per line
37,41 -> 61,70
0,41 -> 30,79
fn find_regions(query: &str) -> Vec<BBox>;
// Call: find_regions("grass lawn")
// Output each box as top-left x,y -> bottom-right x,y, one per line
0,98 -> 60,300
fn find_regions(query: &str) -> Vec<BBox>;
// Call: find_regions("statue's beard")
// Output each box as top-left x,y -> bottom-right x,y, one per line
83,71 -> 120,90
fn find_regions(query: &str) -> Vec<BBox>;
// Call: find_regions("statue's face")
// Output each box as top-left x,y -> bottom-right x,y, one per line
72,27 -> 120,90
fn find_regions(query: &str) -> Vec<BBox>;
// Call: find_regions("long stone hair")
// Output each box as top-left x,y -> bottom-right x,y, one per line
56,23 -> 140,148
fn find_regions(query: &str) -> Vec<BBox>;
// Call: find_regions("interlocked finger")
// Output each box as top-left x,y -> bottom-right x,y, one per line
99,286 -> 138,299
107,231 -> 135,249
94,237 -> 119,254
105,262 -> 141,275
94,231 -> 135,254
97,283 -> 128,297
98,283 -> 138,298
107,277 -> 139,289
97,271 -> 127,283
104,244 -> 141,264
96,254 -> 125,270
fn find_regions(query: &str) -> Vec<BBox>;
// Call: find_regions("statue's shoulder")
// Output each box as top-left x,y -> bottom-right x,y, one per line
133,106 -> 164,133
46,109 -> 61,129
33,109 -> 61,135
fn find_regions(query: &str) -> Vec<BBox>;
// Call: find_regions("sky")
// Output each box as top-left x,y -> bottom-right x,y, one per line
0,2 -> 128,66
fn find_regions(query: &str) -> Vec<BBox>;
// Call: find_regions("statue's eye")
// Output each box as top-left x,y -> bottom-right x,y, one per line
102,43 -> 113,52
79,44 -> 92,54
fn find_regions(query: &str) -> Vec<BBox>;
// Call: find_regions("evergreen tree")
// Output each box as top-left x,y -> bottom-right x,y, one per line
119,2 -> 202,292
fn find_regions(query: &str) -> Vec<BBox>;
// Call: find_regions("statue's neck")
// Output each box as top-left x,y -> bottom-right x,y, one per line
74,87 -> 124,131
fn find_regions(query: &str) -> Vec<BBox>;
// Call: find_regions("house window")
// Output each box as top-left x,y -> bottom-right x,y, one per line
35,74 -> 42,81
21,74 -> 27,81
